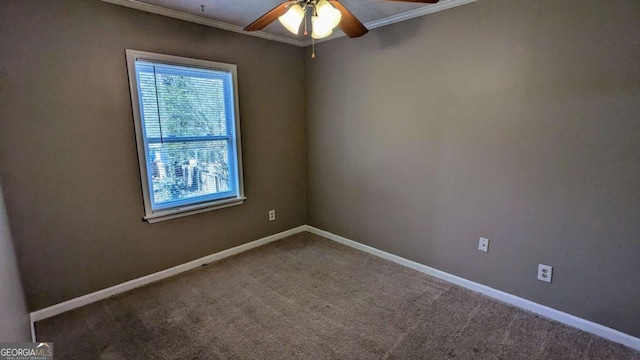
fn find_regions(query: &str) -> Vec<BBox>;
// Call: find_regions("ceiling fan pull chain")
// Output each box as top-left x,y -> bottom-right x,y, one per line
304,4 -> 308,36
307,2 -> 315,58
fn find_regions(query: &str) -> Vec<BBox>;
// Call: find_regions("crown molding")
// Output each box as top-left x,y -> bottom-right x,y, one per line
304,0 -> 477,46
102,0 -> 477,48
367,0 -> 477,31
101,0 -> 307,46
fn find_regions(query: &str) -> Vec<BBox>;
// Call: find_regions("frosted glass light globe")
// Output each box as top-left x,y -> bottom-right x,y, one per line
315,0 -> 341,29
311,15 -> 333,39
278,4 -> 305,35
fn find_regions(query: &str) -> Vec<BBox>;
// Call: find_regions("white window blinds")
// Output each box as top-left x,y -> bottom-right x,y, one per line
126,50 -> 244,222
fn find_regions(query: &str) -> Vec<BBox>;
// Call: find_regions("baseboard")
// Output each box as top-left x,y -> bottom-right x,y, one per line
30,319 -> 35,343
305,225 -> 640,351
29,225 -> 308,340
29,224 -> 640,351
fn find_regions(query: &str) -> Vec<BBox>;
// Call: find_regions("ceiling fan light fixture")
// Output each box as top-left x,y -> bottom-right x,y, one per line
278,4 -> 305,35
311,15 -> 333,39
315,0 -> 341,29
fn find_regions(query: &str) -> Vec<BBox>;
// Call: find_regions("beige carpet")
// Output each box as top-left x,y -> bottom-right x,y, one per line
36,232 -> 639,359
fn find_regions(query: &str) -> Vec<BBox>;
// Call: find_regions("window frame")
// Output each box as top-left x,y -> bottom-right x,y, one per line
125,49 -> 245,223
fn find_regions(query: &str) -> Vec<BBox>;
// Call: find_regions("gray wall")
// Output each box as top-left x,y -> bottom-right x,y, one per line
305,0 -> 640,336
2,0 -> 639,339
0,0 -> 306,310
0,181 -> 30,341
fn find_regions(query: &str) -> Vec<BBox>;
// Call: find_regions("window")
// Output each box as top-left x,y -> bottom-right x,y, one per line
125,50 -> 244,223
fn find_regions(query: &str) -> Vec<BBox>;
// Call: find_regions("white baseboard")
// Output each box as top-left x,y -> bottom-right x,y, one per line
305,226 -> 640,351
29,224 -> 640,351
29,225 -> 308,341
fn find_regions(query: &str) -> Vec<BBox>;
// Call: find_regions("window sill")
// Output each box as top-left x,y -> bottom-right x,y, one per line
144,197 -> 246,223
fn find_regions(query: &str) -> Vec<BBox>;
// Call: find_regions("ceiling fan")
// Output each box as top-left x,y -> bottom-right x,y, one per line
244,0 -> 440,57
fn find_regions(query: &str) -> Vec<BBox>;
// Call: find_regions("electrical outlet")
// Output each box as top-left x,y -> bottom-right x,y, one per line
478,237 -> 489,252
268,210 -> 276,221
537,264 -> 553,283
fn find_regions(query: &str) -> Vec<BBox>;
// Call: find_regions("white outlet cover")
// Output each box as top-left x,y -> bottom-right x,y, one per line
478,237 -> 489,252
537,264 -> 553,283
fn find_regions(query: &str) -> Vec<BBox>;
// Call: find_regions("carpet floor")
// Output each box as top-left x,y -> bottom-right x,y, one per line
36,232 -> 639,359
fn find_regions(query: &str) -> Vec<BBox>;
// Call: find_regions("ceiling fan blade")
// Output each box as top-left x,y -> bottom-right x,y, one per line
244,1 -> 293,31
328,0 -> 369,38
383,0 -> 439,3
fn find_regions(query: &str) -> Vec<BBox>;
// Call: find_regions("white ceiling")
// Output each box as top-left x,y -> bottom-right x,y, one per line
103,0 -> 477,46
